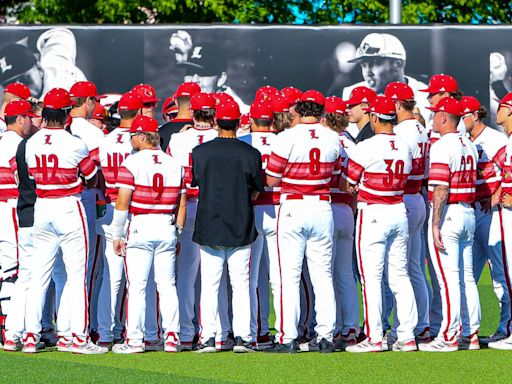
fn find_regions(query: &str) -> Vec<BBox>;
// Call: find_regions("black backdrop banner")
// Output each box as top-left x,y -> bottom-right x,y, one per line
0,25 -> 510,127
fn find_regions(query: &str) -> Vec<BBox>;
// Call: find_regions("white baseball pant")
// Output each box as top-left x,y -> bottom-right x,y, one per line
250,204 -> 277,341
391,193 -> 430,337
332,203 -> 358,335
123,214 -> 179,346
298,261 -> 316,340
96,203 -> 127,342
24,195 -> 90,340
199,245 -> 251,344
275,198 -> 335,345
356,202 -> 417,343
427,202 -> 480,341
473,203 -> 512,336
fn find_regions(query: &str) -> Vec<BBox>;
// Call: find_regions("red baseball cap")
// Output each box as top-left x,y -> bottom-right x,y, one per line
271,96 -> 291,113
190,92 -> 216,111
4,82 -> 31,100
118,92 -> 144,111
300,89 -> 325,106
364,95 -> 396,119
43,88 -> 75,110
427,96 -> 463,116
216,101 -> 241,120
132,84 -> 159,104
250,101 -> 273,120
4,100 -> 39,117
346,86 -> 377,107
324,96 -> 347,114
384,82 -> 414,101
162,95 -> 177,115
460,96 -> 481,115
91,102 -> 108,120
69,81 -> 104,100
130,115 -> 159,133
215,92 -> 235,105
175,82 -> 201,98
496,93 -> 512,108
240,113 -> 250,127
421,74 -> 458,94
281,87 -> 303,105
255,85 -> 279,101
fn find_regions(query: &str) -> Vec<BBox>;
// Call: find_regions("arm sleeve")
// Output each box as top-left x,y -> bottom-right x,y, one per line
428,144 -> 450,187
265,133 -> 292,178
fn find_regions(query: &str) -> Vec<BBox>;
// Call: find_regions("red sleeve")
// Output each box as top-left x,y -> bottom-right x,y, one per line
89,147 -> 100,166
265,152 -> 288,178
8,156 -> 17,173
332,156 -> 342,176
116,166 -> 135,190
428,162 -> 450,186
493,145 -> 507,170
344,158 -> 364,185
78,155 -> 98,180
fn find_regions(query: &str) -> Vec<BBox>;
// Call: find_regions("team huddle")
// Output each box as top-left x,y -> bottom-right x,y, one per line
1,69 -> 512,355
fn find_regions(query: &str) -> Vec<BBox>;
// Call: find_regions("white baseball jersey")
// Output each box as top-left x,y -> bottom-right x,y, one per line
330,133 -> 354,205
70,117 -> 105,165
116,149 -> 185,215
344,133 -> 412,204
266,123 -> 341,199
26,128 -> 97,198
0,118 -> 6,133
471,127 -> 507,201
394,118 -> 429,194
428,132 -> 478,203
241,130 -> 280,205
0,130 -> 23,201
166,126 -> 217,198
501,135 -> 512,197
99,127 -> 134,203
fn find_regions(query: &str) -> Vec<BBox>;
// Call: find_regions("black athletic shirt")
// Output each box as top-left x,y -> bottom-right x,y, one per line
191,137 -> 264,247
159,118 -> 193,152
16,137 -> 37,228
354,121 -> 375,144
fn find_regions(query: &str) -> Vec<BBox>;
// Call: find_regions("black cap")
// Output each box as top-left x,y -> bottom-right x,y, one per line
0,44 -> 37,85
178,42 -> 228,76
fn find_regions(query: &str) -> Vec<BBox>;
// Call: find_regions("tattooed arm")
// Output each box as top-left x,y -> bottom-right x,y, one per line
431,184 -> 449,251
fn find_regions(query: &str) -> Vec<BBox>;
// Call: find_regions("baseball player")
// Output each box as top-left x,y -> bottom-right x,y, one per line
489,93 -> 512,350
0,100 -> 37,351
345,86 -> 377,143
111,115 -> 186,354
419,97 -> 480,352
384,82 -> 431,344
265,90 -> 339,353
321,96 -> 359,350
166,92 -> 220,350
131,84 -> 159,118
96,91 -> 141,349
343,96 -> 417,353
68,81 -> 106,339
240,100 -> 279,349
460,96 -> 511,345
22,88 -> 106,354
0,83 -> 32,133
280,87 -> 303,128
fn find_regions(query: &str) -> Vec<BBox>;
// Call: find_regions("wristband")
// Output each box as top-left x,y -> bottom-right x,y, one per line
112,209 -> 128,240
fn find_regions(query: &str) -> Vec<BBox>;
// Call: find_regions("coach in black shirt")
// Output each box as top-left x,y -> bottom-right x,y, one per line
191,100 -> 263,353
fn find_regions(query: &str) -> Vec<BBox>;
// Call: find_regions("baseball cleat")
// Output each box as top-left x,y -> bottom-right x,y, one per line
112,342 -> 145,354
144,339 -> 164,352
195,337 -> 217,353
319,338 -> 334,354
263,340 -> 299,354
96,341 -> 114,351
392,339 -> 417,352
40,328 -> 59,347
57,337 -> 74,352
180,341 -> 195,351
480,332 -> 508,345
333,330 -> 357,351
418,339 -> 458,352
253,333 -> 273,350
164,332 -> 181,353
299,339 -> 320,352
3,338 -> 23,352
488,334 -> 512,350
72,340 -> 109,355
22,333 -> 44,354
458,334 -> 480,351
416,329 -> 432,344
346,339 -> 382,353
216,336 -> 235,351
233,336 -> 256,353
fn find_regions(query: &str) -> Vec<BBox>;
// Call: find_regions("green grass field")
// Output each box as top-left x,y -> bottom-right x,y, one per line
2,266 -> 511,384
